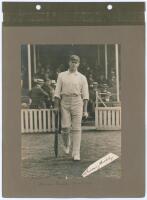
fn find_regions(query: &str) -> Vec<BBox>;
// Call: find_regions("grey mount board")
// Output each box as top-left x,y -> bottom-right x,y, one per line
2,2 -> 145,198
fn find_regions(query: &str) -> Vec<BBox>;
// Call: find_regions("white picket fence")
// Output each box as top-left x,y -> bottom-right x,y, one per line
21,109 -> 57,133
21,107 -> 121,133
95,107 -> 121,130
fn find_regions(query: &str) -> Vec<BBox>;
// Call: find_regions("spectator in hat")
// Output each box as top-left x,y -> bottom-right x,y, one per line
44,64 -> 53,80
34,67 -> 45,80
42,79 -> 54,108
29,79 -> 49,109
54,54 -> 89,161
87,73 -> 95,117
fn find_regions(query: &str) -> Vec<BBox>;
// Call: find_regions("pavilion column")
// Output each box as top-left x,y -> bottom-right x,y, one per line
115,44 -> 120,102
104,44 -> 108,80
27,44 -> 32,90
97,45 -> 100,65
33,45 -> 37,74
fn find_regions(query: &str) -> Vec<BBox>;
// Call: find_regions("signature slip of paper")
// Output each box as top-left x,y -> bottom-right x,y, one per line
82,153 -> 119,178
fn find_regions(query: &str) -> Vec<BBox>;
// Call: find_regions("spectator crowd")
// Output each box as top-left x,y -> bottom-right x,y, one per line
21,59 -> 117,117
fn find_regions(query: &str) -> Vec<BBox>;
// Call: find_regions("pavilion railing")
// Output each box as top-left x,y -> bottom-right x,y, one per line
21,109 -> 57,133
95,107 -> 121,130
21,106 -> 121,133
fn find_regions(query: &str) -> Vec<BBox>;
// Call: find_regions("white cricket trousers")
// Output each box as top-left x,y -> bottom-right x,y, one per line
61,95 -> 83,156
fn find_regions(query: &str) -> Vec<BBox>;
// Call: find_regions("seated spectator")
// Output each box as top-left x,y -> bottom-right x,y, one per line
44,73 -> 50,81
88,73 -> 94,87
54,65 -> 64,80
44,64 -> 53,79
42,79 -> 54,108
98,74 -> 108,89
79,58 -> 89,75
87,74 -> 96,117
34,67 -> 45,80
21,65 -> 25,88
29,79 -> 49,109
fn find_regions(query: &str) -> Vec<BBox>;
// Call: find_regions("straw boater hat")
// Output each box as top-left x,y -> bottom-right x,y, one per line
34,79 -> 44,84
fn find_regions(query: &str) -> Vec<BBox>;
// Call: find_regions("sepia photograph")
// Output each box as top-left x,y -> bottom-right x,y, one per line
2,1 -> 145,197
21,44 -> 121,179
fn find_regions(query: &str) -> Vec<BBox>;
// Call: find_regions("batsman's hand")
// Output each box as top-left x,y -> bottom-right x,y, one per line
82,112 -> 88,121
